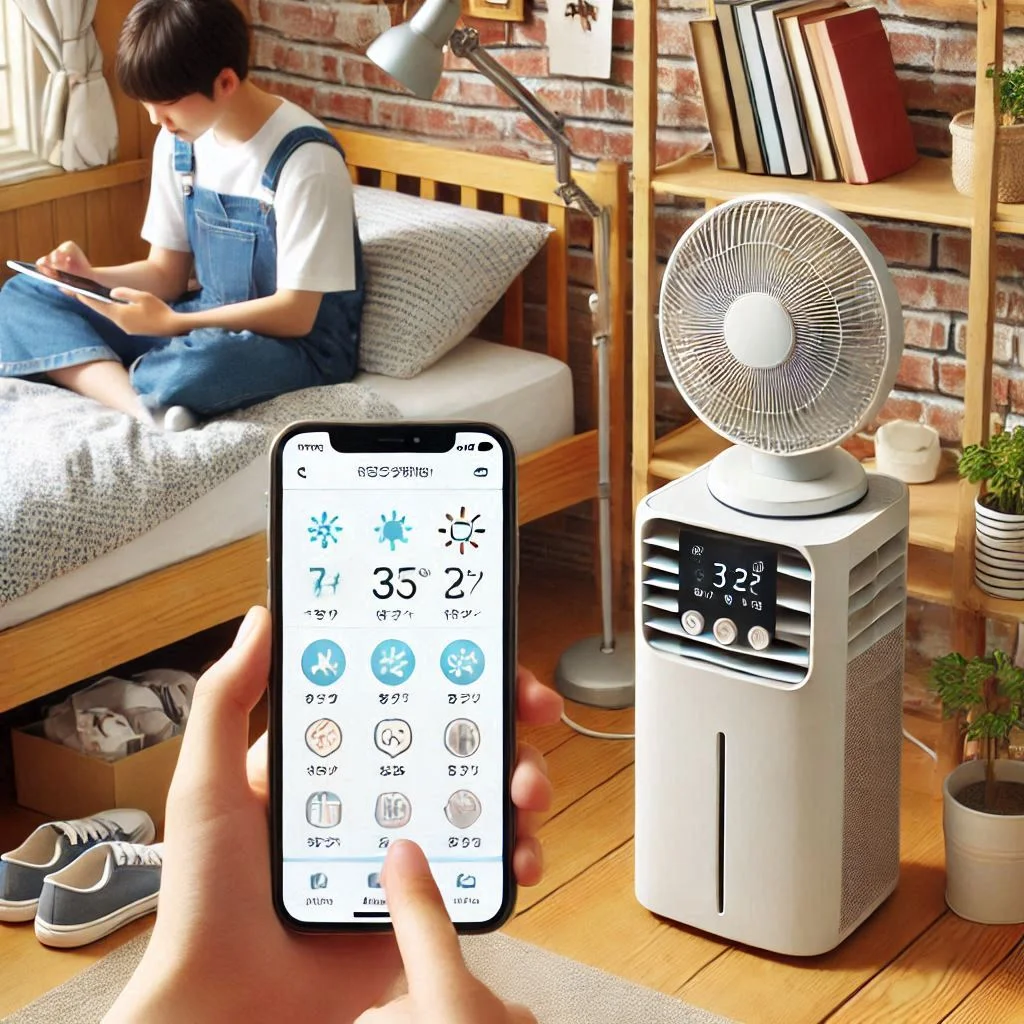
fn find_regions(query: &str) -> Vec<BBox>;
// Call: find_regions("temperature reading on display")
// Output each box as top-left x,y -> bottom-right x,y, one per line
711,561 -> 764,597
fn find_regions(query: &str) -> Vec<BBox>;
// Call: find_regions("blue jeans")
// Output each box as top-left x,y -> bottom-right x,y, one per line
0,274 -> 346,416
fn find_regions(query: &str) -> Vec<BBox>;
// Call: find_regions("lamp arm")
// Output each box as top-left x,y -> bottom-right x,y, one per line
449,28 -> 576,195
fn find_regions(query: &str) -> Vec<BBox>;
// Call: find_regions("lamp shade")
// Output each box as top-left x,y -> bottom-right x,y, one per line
366,0 -> 462,100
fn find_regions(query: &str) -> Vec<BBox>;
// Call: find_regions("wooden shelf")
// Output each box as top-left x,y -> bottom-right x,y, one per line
650,154 -> 1024,236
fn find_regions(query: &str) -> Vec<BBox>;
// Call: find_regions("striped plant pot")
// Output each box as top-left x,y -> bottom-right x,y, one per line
974,498 -> 1024,599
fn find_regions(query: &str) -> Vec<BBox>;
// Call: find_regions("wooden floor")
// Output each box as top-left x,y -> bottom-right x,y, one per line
2,569 -> 1024,1021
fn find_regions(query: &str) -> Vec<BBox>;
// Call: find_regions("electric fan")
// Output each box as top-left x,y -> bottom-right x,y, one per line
634,194 -> 910,956
659,192 -> 903,517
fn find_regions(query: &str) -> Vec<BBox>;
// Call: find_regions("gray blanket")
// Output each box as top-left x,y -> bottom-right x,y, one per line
0,378 -> 400,607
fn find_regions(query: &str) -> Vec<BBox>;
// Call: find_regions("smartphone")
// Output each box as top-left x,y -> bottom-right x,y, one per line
5,259 -> 129,304
268,421 -> 518,933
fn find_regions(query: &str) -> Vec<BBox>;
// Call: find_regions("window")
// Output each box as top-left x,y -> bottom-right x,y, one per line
0,0 -> 54,184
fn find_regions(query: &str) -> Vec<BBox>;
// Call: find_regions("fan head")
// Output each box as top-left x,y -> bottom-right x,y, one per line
658,194 -> 904,516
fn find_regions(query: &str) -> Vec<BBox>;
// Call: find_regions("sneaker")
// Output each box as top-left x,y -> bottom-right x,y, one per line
35,842 -> 163,948
0,810 -> 155,923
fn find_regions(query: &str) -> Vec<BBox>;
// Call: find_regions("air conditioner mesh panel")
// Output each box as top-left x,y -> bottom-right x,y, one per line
840,625 -> 903,933
659,198 -> 892,454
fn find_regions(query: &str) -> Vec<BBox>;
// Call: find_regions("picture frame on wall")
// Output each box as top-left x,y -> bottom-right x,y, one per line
462,0 -> 526,21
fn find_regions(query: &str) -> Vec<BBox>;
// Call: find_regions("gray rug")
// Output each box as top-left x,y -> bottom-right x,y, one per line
3,929 -> 732,1023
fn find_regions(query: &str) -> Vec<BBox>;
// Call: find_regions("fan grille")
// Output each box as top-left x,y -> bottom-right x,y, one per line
659,198 -> 892,454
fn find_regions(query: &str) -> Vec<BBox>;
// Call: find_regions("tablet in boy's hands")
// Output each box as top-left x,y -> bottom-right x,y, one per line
5,260 -> 128,304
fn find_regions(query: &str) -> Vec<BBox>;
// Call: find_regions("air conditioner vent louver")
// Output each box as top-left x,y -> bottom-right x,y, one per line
641,519 -> 812,685
847,529 -> 908,661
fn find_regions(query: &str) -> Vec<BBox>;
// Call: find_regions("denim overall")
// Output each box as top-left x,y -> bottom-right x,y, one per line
0,126 -> 364,417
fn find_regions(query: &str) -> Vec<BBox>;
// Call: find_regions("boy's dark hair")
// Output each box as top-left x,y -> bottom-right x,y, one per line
116,0 -> 251,103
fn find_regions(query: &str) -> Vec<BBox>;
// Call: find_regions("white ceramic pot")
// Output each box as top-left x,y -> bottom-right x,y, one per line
974,499 -> 1024,598
943,758 -> 1024,924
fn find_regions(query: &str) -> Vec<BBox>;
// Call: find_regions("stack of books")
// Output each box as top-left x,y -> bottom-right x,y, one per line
690,1 -> 918,183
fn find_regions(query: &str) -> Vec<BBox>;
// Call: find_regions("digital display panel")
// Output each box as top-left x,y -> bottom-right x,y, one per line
678,529 -> 778,645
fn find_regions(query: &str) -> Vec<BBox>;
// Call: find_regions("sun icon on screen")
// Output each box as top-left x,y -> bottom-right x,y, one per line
439,507 -> 485,554
308,512 -> 342,549
375,510 -> 412,551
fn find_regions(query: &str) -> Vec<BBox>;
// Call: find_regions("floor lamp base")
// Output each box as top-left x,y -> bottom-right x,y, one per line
555,633 -> 635,709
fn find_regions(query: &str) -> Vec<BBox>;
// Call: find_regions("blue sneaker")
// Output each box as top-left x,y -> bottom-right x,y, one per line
0,810 -> 154,922
35,841 -> 163,948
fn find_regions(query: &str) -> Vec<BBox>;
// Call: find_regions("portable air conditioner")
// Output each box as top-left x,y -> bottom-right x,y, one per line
634,194 -> 909,956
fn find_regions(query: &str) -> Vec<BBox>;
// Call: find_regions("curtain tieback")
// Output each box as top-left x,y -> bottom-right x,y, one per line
66,70 -> 104,87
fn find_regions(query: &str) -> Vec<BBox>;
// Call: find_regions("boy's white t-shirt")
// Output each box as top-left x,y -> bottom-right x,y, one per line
142,100 -> 356,294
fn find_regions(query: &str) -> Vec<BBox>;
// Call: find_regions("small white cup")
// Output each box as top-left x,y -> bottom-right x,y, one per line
874,420 -> 942,484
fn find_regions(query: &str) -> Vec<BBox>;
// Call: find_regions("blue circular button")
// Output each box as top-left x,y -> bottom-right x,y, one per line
302,639 -> 346,686
371,639 -> 416,685
440,640 -> 485,685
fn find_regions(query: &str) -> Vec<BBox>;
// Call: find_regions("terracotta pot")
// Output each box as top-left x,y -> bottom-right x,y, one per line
943,758 -> 1024,924
950,110 -> 1024,203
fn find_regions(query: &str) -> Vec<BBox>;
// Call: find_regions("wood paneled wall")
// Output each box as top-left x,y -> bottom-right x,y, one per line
0,0 -> 155,273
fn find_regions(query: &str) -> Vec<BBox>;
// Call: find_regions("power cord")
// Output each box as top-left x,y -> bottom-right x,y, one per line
560,710 -> 634,741
902,727 -> 937,761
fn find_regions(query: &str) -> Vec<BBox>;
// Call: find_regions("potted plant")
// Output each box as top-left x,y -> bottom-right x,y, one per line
958,425 -> 1024,598
930,649 -> 1024,923
950,63 -> 1024,202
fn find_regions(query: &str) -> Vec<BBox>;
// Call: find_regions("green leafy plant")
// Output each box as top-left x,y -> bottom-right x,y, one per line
930,650 -> 1024,810
958,425 -> 1024,515
986,64 -> 1024,126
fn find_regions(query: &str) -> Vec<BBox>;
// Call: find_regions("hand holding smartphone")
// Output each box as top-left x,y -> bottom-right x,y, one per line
268,422 -> 517,933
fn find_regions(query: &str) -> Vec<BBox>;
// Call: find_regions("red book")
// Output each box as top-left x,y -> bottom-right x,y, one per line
804,6 -> 917,183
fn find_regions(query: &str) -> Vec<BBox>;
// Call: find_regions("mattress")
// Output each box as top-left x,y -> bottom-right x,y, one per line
0,338 -> 572,630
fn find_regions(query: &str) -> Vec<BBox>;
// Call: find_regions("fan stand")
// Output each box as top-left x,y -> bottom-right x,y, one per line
707,446 -> 869,518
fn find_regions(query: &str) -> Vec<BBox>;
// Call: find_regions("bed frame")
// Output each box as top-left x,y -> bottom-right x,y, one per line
0,129 -> 629,713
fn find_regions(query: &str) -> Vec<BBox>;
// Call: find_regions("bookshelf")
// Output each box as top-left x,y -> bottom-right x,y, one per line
631,0 -> 1011,766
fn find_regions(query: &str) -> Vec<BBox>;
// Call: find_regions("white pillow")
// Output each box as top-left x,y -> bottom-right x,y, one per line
353,186 -> 554,379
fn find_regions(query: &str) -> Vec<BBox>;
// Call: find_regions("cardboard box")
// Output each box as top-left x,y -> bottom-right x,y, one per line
12,725 -> 182,827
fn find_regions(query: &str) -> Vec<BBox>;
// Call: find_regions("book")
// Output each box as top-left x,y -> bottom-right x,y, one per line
803,6 -> 918,183
690,18 -> 744,170
775,0 -> 846,181
754,0 -> 817,177
713,0 -> 766,174
734,0 -> 789,174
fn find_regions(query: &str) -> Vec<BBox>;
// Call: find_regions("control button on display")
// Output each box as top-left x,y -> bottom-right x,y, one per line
680,609 -> 705,636
445,790 -> 483,829
712,618 -> 738,646
747,625 -> 771,651
445,719 -> 481,758
375,792 -> 412,829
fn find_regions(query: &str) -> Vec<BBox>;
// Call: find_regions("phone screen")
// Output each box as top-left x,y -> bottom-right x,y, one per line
270,422 -> 517,931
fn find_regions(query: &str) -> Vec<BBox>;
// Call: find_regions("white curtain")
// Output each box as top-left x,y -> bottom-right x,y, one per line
11,0 -> 118,170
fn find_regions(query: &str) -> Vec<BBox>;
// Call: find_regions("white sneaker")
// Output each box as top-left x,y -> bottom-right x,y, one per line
35,842 -> 163,948
0,811 -> 155,922
161,405 -> 198,431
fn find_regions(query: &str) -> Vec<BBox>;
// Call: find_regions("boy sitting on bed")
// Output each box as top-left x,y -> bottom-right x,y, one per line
0,0 -> 363,432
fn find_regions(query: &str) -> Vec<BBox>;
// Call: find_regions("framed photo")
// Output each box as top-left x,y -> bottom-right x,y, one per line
462,0 -> 525,22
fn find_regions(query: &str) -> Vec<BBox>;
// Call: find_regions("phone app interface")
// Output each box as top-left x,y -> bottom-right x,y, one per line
279,430 -> 509,925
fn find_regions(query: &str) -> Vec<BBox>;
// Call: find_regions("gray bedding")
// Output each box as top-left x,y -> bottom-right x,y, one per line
0,378 -> 400,607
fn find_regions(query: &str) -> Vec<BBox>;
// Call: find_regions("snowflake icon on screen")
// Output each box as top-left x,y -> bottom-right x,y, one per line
372,640 -> 416,685
308,512 -> 342,550
375,510 -> 412,551
439,507 -> 485,555
440,640 -> 485,685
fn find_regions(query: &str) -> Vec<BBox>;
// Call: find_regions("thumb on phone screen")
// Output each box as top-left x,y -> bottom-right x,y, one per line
365,840 -> 535,1024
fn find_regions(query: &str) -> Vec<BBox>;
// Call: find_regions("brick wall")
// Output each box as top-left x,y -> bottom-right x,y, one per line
246,0 -> 1024,602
